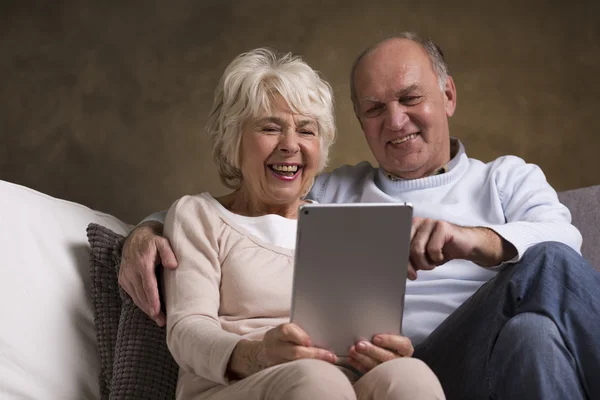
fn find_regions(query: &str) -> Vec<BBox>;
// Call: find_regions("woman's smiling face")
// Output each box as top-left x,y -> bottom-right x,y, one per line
238,95 -> 322,208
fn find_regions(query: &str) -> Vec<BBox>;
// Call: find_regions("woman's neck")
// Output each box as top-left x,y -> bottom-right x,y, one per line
217,189 -> 304,219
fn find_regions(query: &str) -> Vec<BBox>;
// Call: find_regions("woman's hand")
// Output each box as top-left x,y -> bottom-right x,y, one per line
348,334 -> 414,374
228,323 -> 337,379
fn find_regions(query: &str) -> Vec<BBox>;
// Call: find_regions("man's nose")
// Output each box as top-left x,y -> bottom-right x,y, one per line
278,131 -> 300,154
385,103 -> 409,131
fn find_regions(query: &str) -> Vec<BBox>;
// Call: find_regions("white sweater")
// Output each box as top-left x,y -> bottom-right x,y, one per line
307,139 -> 582,343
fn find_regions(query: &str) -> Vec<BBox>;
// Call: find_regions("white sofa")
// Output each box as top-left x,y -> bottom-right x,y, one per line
2,178 -> 598,400
0,180 -> 131,399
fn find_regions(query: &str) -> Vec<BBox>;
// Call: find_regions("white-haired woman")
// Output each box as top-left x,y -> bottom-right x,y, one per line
163,48 -> 445,400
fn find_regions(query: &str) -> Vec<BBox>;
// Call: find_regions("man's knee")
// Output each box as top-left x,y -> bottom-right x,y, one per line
515,241 -> 592,284
281,359 -> 355,400
489,313 -> 582,398
523,241 -> 580,264
355,358 -> 445,400
496,313 -> 562,353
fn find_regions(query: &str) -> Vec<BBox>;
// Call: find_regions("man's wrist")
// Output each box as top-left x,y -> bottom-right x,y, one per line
137,220 -> 164,235
469,227 -> 517,267
122,220 -> 164,251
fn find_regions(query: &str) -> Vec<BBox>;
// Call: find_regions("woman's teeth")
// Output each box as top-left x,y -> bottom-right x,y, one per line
390,133 -> 418,145
271,165 -> 298,172
270,165 -> 300,177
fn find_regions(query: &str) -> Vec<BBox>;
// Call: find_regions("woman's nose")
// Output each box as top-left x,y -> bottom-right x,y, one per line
278,131 -> 300,154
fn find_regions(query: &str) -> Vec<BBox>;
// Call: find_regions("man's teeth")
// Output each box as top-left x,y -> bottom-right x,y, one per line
271,165 -> 299,172
391,133 -> 418,145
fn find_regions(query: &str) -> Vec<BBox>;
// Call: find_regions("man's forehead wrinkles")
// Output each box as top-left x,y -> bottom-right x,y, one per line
356,63 -> 422,100
359,83 -> 421,104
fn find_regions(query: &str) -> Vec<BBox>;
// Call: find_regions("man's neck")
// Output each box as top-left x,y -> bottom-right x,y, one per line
384,140 -> 458,181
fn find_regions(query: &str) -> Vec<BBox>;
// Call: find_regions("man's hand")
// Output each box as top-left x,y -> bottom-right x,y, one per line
348,334 -> 413,373
407,217 -> 517,279
119,221 -> 178,326
227,323 -> 337,379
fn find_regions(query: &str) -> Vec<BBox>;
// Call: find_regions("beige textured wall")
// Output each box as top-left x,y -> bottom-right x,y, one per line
1,0 -> 599,223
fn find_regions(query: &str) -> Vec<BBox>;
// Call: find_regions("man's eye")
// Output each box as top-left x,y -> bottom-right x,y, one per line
365,104 -> 384,116
402,96 -> 422,105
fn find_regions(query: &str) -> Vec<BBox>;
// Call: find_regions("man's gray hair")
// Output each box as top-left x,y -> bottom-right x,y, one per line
207,48 -> 336,189
349,32 -> 450,110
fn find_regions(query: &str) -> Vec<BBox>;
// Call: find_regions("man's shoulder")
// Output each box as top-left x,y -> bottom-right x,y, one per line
309,161 -> 377,203
465,154 -> 552,197
326,160 -> 378,179
484,154 -> 545,180
465,153 -> 538,177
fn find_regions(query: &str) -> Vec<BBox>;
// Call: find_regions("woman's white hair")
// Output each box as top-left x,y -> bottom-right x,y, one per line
207,48 -> 336,189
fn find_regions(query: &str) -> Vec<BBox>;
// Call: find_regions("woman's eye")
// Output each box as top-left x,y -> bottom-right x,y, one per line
262,126 -> 280,132
299,130 -> 316,136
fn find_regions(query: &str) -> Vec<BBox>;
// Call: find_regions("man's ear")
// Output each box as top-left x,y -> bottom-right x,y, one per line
444,76 -> 457,117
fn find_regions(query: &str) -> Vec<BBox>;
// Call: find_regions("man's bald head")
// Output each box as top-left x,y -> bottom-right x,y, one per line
350,32 -> 449,112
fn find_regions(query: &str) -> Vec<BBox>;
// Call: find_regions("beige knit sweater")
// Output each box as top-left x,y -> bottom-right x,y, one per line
163,193 -> 296,399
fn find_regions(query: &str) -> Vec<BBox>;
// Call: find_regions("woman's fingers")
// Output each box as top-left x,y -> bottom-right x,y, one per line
348,335 -> 414,373
348,342 -> 391,372
276,323 -> 312,346
284,344 -> 337,363
263,323 -> 337,365
373,334 -> 414,357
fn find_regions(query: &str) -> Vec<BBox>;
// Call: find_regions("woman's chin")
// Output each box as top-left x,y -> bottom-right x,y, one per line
265,186 -> 305,204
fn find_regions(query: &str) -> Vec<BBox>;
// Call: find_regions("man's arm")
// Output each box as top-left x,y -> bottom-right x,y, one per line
486,156 -> 582,261
408,217 -> 517,279
408,156 -> 580,278
140,210 -> 167,225
119,211 -> 176,326
464,226 -> 518,267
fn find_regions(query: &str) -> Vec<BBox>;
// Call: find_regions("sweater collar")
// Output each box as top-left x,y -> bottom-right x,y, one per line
376,137 -> 469,193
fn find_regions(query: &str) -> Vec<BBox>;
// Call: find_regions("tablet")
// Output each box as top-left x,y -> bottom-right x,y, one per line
290,202 -> 413,356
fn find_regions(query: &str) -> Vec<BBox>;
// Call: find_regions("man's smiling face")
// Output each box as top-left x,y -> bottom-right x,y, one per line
353,38 -> 457,179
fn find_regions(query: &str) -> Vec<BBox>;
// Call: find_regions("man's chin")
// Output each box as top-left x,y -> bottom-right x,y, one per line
383,160 -> 429,180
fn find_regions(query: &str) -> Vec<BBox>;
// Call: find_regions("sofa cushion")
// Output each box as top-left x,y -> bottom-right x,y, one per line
558,185 -> 600,270
0,180 -> 130,400
87,222 -> 179,400
87,224 -> 127,399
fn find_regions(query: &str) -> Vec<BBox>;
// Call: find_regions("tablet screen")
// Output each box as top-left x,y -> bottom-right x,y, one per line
290,202 -> 412,356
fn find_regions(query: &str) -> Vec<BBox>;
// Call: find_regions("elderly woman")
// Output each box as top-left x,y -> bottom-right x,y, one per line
163,48 -> 445,400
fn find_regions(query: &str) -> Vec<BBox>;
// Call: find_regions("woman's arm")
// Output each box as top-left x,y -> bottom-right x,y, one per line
163,195 -> 242,385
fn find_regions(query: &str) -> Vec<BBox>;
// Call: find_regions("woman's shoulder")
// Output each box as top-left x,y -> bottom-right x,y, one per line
166,192 -> 224,229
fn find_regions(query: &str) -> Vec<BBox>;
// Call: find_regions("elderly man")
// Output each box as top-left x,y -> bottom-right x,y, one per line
119,33 -> 600,399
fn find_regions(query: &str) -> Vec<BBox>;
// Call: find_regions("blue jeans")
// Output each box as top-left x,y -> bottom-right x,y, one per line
413,242 -> 600,400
